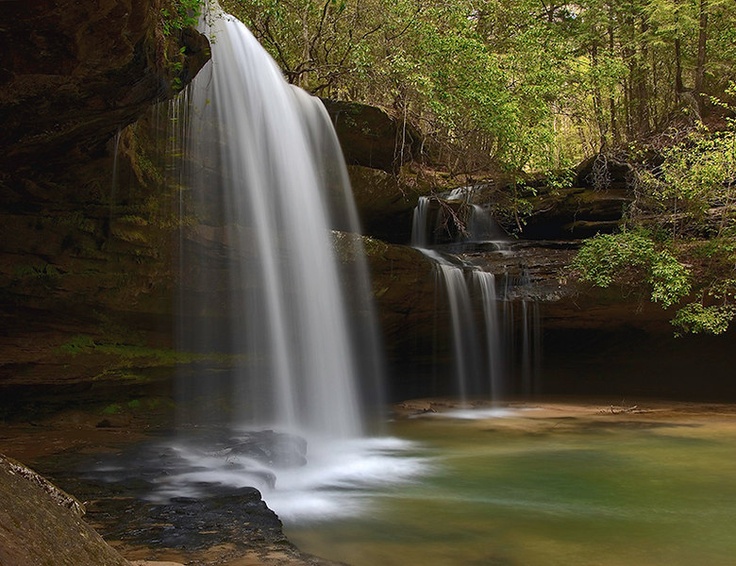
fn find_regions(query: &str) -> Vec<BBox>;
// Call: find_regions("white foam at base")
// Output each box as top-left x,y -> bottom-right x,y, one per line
431,407 -> 518,420
151,435 -> 434,524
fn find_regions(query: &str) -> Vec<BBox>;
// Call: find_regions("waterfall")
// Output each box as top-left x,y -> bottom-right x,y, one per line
109,128 -> 121,221
410,187 -> 542,403
92,3 -> 428,526
474,271 -> 503,398
411,188 -> 506,249
411,196 -> 430,247
520,299 -> 542,396
465,204 -> 504,243
420,250 -> 482,403
177,5 -> 383,441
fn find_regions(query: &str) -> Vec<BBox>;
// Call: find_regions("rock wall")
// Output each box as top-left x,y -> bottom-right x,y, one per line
0,1 -> 209,394
321,99 -> 422,174
0,0 -> 208,170
348,140 -> 736,402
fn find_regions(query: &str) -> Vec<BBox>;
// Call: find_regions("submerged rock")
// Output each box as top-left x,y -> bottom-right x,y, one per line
225,430 -> 309,469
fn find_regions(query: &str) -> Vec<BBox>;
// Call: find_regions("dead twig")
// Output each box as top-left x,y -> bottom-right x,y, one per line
598,404 -> 646,415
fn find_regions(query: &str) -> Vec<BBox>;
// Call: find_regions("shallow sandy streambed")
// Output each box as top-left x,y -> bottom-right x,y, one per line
288,399 -> 736,566
3,399 -> 736,565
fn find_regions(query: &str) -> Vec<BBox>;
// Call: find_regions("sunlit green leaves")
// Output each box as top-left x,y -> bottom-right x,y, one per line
573,230 -> 691,307
639,115 -> 736,234
161,0 -> 204,36
649,252 -> 692,307
671,303 -> 736,336
220,0 -> 736,179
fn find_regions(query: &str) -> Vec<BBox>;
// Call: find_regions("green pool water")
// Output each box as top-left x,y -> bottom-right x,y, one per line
285,407 -> 736,566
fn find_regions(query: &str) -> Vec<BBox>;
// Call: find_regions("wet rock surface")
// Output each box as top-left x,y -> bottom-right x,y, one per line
0,454 -> 129,566
24,428 -> 340,565
85,484 -> 286,556
0,0 -> 209,170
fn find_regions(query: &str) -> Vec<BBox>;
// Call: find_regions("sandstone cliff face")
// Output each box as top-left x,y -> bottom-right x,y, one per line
0,0 -> 208,170
0,1 -> 209,391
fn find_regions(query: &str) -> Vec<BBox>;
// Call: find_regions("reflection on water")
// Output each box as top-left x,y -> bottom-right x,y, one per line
285,406 -> 736,566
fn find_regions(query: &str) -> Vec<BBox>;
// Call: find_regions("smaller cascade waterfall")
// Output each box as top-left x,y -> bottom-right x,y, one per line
410,187 -> 542,403
520,299 -> 542,396
474,271 -> 503,398
411,196 -> 431,248
464,204 -> 502,243
501,272 -> 543,397
410,187 -> 507,250
421,250 -> 482,403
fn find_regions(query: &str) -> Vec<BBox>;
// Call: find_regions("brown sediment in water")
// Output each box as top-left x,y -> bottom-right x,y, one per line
3,398 -> 736,565
5,397 -> 736,462
393,397 -> 736,434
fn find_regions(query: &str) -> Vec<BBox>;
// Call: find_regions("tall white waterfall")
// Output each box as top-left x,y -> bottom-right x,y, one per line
177,4 -> 382,440
107,5 -> 426,526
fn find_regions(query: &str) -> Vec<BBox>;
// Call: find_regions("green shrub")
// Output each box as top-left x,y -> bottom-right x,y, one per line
161,0 -> 203,36
671,303 -> 736,336
572,230 -> 691,308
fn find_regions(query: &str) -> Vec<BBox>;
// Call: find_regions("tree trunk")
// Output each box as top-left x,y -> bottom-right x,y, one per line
673,0 -> 684,95
590,40 -> 608,151
635,17 -> 650,137
608,6 -> 619,145
674,36 -> 683,94
695,0 -> 708,107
